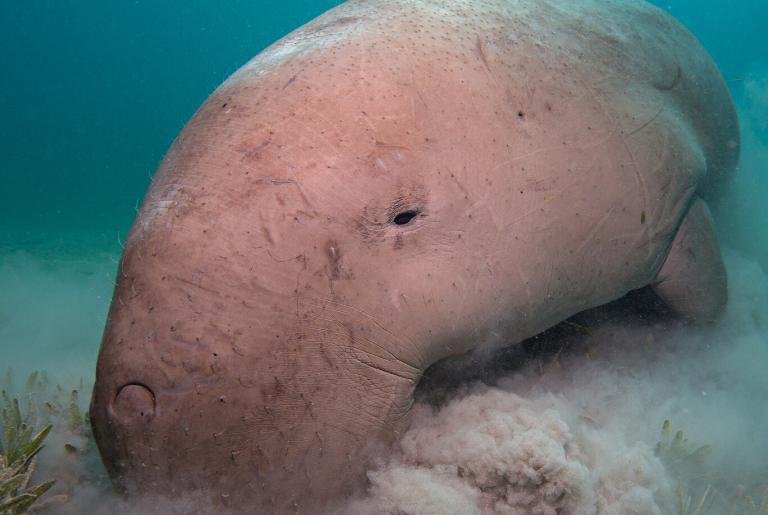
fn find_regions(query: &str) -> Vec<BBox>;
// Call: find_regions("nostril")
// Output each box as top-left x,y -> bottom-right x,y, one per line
112,383 -> 156,424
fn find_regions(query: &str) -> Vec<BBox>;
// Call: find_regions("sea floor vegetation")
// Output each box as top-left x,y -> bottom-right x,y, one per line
1,370 -> 102,514
0,390 -> 54,514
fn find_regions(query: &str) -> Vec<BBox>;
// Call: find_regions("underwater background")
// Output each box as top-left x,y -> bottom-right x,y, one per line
1,0 -> 767,513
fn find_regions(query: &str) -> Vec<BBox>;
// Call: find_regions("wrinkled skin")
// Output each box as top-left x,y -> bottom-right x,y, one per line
90,0 -> 739,512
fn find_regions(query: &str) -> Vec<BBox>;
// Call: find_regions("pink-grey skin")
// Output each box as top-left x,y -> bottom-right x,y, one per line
90,0 -> 739,511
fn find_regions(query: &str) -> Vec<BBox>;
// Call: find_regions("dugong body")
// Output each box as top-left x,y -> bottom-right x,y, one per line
90,0 -> 738,511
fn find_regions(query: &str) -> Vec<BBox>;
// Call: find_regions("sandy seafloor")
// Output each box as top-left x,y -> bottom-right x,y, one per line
1,0 -> 767,513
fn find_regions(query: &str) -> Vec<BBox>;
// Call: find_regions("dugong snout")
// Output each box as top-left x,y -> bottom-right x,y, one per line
90,237 -> 422,509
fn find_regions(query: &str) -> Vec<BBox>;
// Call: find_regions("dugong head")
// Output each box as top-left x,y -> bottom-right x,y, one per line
90,0 -> 738,511
91,10 -> 508,512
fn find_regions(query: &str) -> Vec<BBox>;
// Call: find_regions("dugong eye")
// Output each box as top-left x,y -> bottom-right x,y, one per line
392,210 -> 419,226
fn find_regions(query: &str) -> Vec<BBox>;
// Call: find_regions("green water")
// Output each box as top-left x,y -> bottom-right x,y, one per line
0,0 -> 342,254
1,0 -> 764,254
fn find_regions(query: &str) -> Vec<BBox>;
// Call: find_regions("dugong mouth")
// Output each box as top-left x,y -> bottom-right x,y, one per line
88,247 -> 422,509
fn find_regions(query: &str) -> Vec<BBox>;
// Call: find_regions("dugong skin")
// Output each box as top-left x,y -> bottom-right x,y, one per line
90,0 -> 738,512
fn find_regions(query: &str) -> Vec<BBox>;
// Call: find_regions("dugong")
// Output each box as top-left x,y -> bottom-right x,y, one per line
90,0 -> 739,511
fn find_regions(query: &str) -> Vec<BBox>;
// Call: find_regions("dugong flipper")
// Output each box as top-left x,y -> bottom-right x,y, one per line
653,198 -> 728,321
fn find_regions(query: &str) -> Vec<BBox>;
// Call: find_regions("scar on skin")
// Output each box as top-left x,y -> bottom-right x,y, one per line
242,139 -> 272,161
327,240 -> 341,281
308,16 -> 361,33
283,72 -> 301,90
256,178 -> 296,185
474,35 -> 491,71
261,226 -> 275,245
